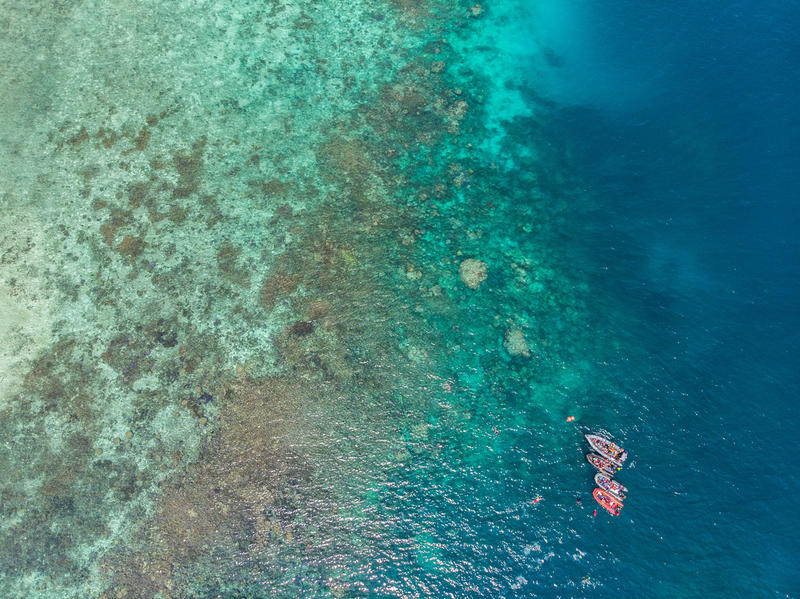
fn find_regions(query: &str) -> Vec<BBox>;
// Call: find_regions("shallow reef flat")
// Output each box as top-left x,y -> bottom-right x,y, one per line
1,0 -> 626,596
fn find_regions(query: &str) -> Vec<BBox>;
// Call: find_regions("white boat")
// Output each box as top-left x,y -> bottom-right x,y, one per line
594,472 -> 628,502
585,434 -> 627,466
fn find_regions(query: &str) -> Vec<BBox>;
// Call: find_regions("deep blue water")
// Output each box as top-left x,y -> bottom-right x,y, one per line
530,0 -> 800,595
365,2 -> 800,596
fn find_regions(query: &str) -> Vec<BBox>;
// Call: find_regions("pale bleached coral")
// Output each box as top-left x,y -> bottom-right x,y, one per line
504,328 -> 531,357
459,258 -> 488,289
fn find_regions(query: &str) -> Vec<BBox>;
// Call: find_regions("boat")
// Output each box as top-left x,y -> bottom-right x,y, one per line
593,488 -> 623,516
585,434 -> 628,466
594,473 -> 627,501
586,452 -> 619,474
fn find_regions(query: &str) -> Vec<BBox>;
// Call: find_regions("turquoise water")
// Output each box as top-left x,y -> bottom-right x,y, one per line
1,0 -> 798,597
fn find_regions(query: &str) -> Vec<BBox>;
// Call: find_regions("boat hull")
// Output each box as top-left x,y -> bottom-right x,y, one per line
586,452 -> 618,474
594,473 -> 627,501
585,434 -> 627,466
593,488 -> 623,516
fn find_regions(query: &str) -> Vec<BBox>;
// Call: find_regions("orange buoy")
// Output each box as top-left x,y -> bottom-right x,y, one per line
566,416 -> 575,422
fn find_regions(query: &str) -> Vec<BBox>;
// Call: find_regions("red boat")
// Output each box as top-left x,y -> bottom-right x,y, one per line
586,452 -> 619,474
593,488 -> 623,516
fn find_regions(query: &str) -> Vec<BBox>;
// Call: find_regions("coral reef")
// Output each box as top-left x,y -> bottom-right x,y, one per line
0,0 -> 619,595
459,258 -> 488,289
504,327 -> 531,357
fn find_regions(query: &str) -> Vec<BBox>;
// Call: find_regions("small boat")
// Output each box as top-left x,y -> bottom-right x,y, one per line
593,488 -> 623,516
595,473 -> 627,501
586,452 -> 619,474
585,434 -> 627,466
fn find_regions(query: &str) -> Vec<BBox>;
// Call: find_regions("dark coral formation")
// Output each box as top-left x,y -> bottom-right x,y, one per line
172,137 -> 206,199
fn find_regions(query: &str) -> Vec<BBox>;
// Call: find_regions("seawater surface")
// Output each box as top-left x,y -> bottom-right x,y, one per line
1,0 -> 798,597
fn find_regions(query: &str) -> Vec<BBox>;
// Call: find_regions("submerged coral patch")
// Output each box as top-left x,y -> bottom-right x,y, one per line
459,257 -> 488,289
